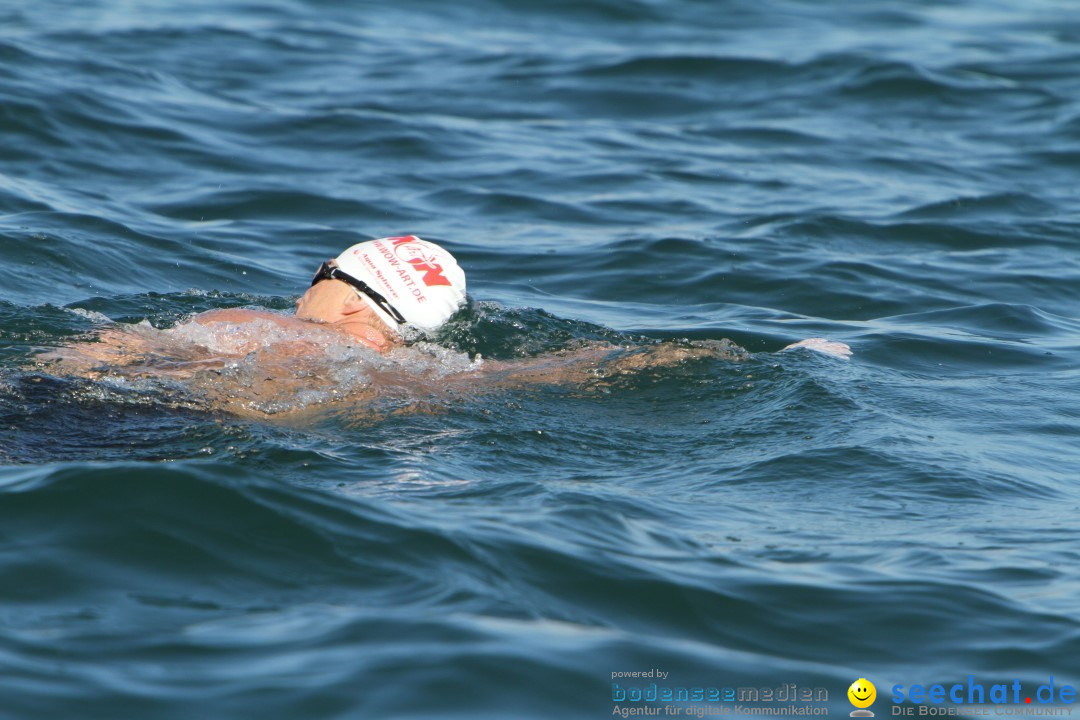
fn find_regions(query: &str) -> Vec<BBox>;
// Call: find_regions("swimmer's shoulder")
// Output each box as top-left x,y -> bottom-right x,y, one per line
192,308 -> 309,330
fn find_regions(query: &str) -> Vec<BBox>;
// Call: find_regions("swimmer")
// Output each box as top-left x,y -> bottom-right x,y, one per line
40,234 -> 850,418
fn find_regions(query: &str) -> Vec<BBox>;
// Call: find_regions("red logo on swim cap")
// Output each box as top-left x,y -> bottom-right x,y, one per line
390,236 -> 452,287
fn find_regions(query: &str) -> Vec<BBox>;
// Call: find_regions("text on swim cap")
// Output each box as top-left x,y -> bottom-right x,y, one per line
390,236 -> 452,287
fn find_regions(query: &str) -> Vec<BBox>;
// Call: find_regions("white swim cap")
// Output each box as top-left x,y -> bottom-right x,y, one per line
331,235 -> 466,333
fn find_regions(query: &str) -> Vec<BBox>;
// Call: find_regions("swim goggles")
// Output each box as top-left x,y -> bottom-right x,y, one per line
310,261 -> 407,325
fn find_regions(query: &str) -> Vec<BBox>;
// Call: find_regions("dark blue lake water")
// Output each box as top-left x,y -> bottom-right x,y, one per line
1,1 -> 1079,718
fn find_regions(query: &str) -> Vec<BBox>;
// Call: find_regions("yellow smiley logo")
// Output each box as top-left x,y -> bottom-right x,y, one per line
848,678 -> 877,709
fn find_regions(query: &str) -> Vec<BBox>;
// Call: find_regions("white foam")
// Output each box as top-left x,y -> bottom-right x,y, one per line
65,308 -> 114,324
388,342 -> 483,377
165,313 -> 342,355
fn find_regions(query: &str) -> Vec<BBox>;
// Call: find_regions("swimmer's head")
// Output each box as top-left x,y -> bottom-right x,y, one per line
311,236 -> 467,334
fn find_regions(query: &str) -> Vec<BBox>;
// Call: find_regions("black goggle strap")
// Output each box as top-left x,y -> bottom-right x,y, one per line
310,261 -> 407,325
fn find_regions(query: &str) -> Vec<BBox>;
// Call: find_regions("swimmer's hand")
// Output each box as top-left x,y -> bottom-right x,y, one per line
781,338 -> 852,360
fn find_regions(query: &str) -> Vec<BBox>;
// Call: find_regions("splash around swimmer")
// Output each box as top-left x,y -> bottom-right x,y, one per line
36,233 -> 851,418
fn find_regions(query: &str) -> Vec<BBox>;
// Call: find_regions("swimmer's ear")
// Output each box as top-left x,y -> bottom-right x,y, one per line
341,296 -> 367,316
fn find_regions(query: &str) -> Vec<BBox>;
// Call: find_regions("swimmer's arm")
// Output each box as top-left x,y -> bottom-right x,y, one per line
471,335 -> 849,388
474,339 -> 749,387
36,326 -> 159,377
38,311 -> 256,375
39,320 -> 232,380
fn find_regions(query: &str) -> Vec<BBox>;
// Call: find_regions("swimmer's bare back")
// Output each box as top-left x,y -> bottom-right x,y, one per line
191,308 -> 327,352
